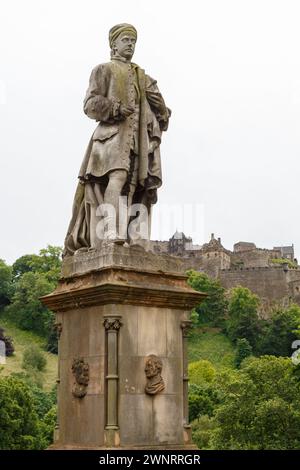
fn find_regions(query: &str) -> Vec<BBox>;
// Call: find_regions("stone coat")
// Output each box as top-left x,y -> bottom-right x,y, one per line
79,58 -> 170,188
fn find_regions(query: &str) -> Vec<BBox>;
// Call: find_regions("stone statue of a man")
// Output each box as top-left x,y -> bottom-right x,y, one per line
64,24 -> 170,256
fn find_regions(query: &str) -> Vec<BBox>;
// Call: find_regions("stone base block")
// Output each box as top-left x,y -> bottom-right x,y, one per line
41,244 -> 205,449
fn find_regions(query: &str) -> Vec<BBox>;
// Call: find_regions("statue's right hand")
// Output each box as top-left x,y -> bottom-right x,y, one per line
119,104 -> 135,118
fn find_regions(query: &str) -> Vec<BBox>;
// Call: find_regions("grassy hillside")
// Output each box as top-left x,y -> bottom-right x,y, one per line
0,318 -> 58,391
188,326 -> 235,369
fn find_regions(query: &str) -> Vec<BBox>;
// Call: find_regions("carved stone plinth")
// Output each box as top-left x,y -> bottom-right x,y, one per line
41,244 -> 205,449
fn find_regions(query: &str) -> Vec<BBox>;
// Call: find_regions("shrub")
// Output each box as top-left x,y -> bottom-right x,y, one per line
0,259 -> 12,307
22,345 -> 47,372
189,359 -> 216,385
226,286 -> 261,351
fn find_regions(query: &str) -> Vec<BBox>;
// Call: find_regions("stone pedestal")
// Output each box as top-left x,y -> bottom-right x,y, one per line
41,244 -> 205,449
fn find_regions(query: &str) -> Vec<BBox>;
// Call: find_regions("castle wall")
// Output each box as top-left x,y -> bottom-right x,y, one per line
219,266 -> 290,301
230,249 -> 279,268
181,251 -> 231,278
149,235 -> 300,308
234,242 -> 256,252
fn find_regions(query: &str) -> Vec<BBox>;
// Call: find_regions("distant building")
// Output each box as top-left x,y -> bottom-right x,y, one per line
150,232 -> 300,313
233,241 -> 256,252
168,231 -> 192,256
273,245 -> 295,261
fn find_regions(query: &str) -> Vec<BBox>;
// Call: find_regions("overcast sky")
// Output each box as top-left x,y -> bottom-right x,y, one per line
1,0 -> 299,264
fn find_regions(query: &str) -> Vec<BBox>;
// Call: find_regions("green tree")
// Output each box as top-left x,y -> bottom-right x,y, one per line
39,405 -> 57,446
12,254 -> 41,280
30,246 -> 62,283
189,359 -> 216,385
0,259 -> 12,307
11,373 -> 56,419
7,246 -> 62,351
234,338 -> 253,368
210,356 -> 300,449
258,304 -> 300,357
12,246 -> 62,284
189,383 -> 220,422
252,398 -> 300,449
187,270 -> 228,326
5,271 -> 56,336
226,286 -> 261,351
0,376 -> 43,449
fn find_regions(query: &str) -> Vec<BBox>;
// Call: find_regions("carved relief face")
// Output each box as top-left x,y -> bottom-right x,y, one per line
72,359 -> 89,386
145,356 -> 162,378
113,33 -> 136,60
144,355 -> 165,395
77,363 -> 89,385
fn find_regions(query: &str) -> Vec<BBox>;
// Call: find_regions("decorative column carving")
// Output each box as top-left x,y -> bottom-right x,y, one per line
103,315 -> 122,440
181,320 -> 192,433
54,318 -> 62,442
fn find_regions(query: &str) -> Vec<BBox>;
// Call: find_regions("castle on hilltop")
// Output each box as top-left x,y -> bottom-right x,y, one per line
150,233 -> 300,314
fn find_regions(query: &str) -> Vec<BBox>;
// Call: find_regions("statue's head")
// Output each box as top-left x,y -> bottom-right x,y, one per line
109,23 -> 137,61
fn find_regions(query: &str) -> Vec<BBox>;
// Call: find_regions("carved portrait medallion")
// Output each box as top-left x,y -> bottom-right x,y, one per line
144,354 -> 165,395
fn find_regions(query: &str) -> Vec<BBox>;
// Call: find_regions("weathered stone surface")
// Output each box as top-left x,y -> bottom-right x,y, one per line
137,307 -> 167,357
119,394 -> 154,446
42,245 -> 202,313
61,243 -> 186,278
41,248 -> 205,449
59,357 -> 105,445
153,394 -> 184,445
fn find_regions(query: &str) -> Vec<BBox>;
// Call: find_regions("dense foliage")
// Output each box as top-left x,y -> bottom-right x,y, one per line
187,270 -> 300,449
234,338 -> 252,368
0,375 -> 56,449
190,356 -> 300,449
187,271 -> 228,326
188,359 -> 216,385
187,270 -> 300,359
211,357 -> 300,449
0,247 -> 60,449
258,304 -> 300,357
226,286 -> 261,351
1,246 -> 61,352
